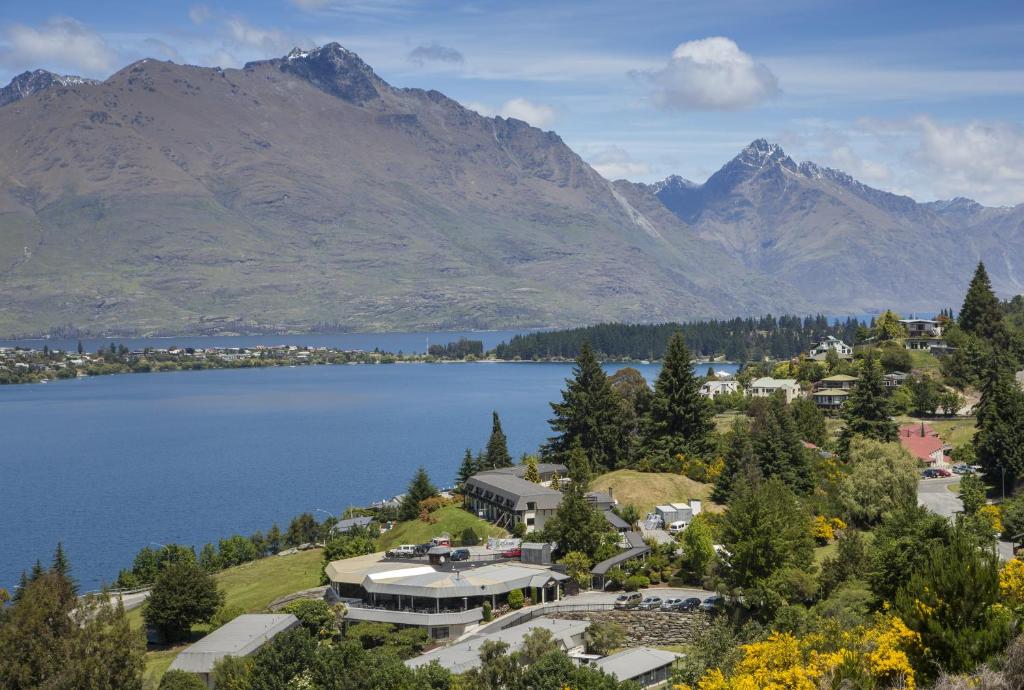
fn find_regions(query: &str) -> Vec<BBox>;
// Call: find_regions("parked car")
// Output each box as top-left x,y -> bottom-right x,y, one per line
450,548 -> 470,561
922,468 -> 944,478
935,468 -> 953,477
679,597 -> 702,612
414,543 -> 432,556
660,597 -> 683,611
431,536 -> 451,547
614,592 -> 642,609
699,595 -> 724,612
501,547 -> 522,558
667,520 -> 687,534
637,596 -> 662,610
386,544 -> 417,558
951,464 -> 970,474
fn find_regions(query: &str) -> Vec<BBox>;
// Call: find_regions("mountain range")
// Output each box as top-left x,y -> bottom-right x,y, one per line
0,44 -> 1020,336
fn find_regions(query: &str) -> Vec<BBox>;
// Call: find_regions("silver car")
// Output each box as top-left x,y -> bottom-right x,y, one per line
660,597 -> 683,611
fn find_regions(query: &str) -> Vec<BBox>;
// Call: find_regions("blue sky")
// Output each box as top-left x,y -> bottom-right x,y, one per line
2,0 -> 1023,205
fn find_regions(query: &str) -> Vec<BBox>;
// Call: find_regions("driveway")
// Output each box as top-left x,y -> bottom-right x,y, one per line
917,477 -> 1015,560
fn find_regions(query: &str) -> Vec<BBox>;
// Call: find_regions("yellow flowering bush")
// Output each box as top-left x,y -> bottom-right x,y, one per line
675,454 -> 725,483
999,558 -> 1024,608
812,516 -> 835,544
978,504 -> 1003,534
687,616 -> 919,690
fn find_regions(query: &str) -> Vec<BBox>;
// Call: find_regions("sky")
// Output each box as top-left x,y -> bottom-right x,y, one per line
1,0 -> 1023,205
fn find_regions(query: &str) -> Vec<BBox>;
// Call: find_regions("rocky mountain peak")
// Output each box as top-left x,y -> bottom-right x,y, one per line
735,138 -> 795,169
0,69 -> 98,107
652,174 -> 697,194
247,42 -> 383,104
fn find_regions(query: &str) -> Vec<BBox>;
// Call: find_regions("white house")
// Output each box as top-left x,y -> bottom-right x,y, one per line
699,379 -> 739,399
808,336 -> 853,361
748,377 -> 802,403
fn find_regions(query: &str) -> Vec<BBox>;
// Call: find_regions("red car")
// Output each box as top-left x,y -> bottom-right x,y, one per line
936,468 -> 953,477
501,547 -> 522,558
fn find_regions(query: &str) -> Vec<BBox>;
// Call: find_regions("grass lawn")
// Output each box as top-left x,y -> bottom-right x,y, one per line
907,349 -> 942,374
378,505 -> 507,550
713,411 -> 745,433
135,548 -> 324,688
592,469 -> 719,515
896,415 -> 977,448
814,530 -> 874,565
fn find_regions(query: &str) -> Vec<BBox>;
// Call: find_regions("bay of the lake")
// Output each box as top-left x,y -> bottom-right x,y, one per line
0,358 -> 737,590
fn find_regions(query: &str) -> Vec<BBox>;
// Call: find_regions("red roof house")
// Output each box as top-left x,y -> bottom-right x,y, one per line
898,423 -> 946,465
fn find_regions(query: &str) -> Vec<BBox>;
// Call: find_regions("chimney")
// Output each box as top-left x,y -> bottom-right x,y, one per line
607,487 -> 613,500
920,422 -> 926,438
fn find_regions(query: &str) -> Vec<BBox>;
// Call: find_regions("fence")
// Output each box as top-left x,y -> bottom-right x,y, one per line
485,601 -> 617,631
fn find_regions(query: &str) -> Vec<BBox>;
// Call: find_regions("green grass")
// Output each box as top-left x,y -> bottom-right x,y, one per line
896,415 -> 977,448
907,349 -> 942,374
713,412 -> 745,433
135,548 -> 324,688
814,531 -> 874,565
378,505 -> 507,550
592,469 -> 718,516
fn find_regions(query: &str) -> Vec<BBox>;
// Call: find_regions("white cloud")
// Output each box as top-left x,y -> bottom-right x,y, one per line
826,145 -> 892,187
586,146 -> 652,180
188,5 -> 212,25
641,36 -> 779,110
1,16 -> 116,75
911,117 -> 1024,205
143,38 -> 181,62
466,98 -> 556,128
407,43 -> 464,66
225,18 -> 307,55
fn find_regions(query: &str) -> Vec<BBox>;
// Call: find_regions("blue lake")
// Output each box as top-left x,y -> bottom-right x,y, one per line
0,359 -> 737,591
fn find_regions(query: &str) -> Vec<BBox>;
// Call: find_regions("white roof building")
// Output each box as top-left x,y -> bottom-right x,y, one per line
591,647 -> 682,688
748,377 -> 802,403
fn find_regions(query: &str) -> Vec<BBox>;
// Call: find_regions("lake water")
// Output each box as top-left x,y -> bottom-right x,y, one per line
0,360 -> 737,591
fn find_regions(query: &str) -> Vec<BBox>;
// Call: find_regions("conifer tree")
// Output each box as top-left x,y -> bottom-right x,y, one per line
839,352 -> 897,455
959,262 -> 1009,345
522,455 -> 541,483
752,395 -> 813,494
713,417 -> 754,503
975,359 -> 1024,492
542,444 -> 609,558
543,342 -> 629,471
399,466 -> 439,521
51,541 -> 77,601
484,411 -> 512,469
642,331 -> 713,464
456,448 -> 478,486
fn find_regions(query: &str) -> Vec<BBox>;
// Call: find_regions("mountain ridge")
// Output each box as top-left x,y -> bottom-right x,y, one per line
0,45 -> 1020,336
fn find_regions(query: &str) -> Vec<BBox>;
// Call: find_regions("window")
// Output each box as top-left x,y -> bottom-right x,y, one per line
430,627 -> 450,641
527,501 -> 535,510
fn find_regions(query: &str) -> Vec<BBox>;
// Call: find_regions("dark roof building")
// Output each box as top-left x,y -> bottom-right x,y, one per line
464,472 -> 563,532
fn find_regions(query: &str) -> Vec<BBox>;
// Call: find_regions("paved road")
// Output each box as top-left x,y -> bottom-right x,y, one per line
917,477 -> 1015,560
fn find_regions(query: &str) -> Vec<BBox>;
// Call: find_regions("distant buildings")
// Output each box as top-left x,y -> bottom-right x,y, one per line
700,379 -> 739,399
592,647 -> 683,688
900,318 -> 948,351
812,374 -> 859,411
169,614 -> 299,688
808,336 -> 853,361
749,377 -> 802,403
463,472 -> 563,533
898,423 -> 948,466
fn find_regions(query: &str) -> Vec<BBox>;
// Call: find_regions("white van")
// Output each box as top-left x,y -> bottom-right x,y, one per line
667,520 -> 687,534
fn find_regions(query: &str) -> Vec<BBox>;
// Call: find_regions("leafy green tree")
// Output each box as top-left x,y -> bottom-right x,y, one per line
399,466 -> 439,521
248,627 -> 317,690
642,331 -> 714,464
909,375 -> 943,416
266,523 -> 282,554
819,530 -> 869,596
484,411 -> 513,469
543,450 -> 611,559
959,474 -> 987,516
558,551 -> 593,587
839,352 -> 897,455
869,504 -> 952,603
143,561 -> 224,642
283,599 -> 338,639
460,527 -> 480,546
211,655 -> 253,690
713,416 -> 754,503
285,513 -> 320,547
838,438 -> 918,526
456,448 -> 478,486
960,261 -> 1010,346
159,670 -> 207,690
199,543 -> 221,573
218,535 -> 259,567
679,513 -> 715,583
543,342 -> 630,472
895,529 -> 1011,677
584,620 -> 627,656
873,310 -> 907,341
879,346 -> 913,373
718,476 -> 814,603
975,359 -> 1024,491
464,640 -> 519,690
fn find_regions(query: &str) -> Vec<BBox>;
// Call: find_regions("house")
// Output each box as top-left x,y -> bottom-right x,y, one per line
585,490 -> 617,512
325,555 -> 569,641
591,647 -> 682,688
816,374 -> 858,390
884,372 -> 910,389
813,388 -> 850,411
334,516 -> 373,534
808,336 -> 853,361
168,614 -> 299,688
405,617 -> 588,674
654,501 -> 703,528
749,377 -> 802,403
590,531 -> 650,590
898,423 -> 948,466
700,379 -> 739,399
463,471 -> 563,532
900,319 -> 942,338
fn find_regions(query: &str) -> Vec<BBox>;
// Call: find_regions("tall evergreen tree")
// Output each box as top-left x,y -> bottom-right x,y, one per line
975,358 -> 1024,492
484,411 -> 512,469
751,395 -> 813,494
959,261 -> 1009,345
543,342 -> 629,471
398,466 -> 439,521
642,331 -> 713,464
522,455 -> 541,483
713,417 -> 754,503
839,352 -> 897,455
542,445 -> 609,559
456,448 -> 478,486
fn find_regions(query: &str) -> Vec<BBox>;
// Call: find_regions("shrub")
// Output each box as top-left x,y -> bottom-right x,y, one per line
482,600 -> 493,621
623,575 -> 650,592
158,670 -> 207,690
284,599 -> 336,638
507,589 -> 525,610
460,528 -> 480,546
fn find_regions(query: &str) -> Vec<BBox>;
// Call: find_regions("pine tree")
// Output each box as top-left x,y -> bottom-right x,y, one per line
543,446 -> 609,559
975,359 -> 1024,492
959,262 -> 1009,346
642,331 -> 713,464
399,466 -> 439,521
522,455 -> 541,483
267,523 -> 282,554
752,395 -> 813,494
543,342 -> 629,471
30,560 -> 44,582
839,352 -> 897,455
456,448 -> 478,486
713,416 -> 754,503
51,541 -> 77,597
484,412 -> 512,469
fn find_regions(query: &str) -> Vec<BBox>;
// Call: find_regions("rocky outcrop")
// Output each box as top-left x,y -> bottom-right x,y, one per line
548,610 -> 709,647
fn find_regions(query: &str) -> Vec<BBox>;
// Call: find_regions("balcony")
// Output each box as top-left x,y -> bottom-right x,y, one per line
344,602 -> 483,627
